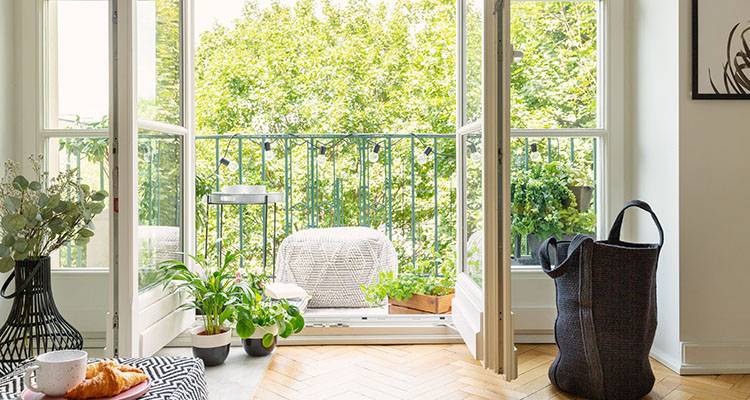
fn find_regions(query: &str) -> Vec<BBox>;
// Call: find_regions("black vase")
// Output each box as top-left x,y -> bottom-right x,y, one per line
0,257 -> 83,375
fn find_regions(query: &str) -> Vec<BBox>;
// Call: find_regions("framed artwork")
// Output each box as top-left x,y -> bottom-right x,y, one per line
692,0 -> 750,99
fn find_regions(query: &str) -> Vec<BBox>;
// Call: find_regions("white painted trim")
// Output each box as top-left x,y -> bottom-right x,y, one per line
140,308 -> 193,356
649,346 -> 683,374
679,342 -> 750,375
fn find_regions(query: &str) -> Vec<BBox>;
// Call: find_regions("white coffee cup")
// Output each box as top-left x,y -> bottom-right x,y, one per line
23,350 -> 87,397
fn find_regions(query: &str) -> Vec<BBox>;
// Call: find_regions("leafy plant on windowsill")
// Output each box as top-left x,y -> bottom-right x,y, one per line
234,276 -> 305,347
0,155 -> 109,272
510,160 -> 595,242
159,251 -> 251,336
361,271 -> 455,306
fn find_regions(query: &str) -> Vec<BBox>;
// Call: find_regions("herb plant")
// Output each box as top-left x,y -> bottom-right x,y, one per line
0,155 -> 109,272
361,272 -> 455,306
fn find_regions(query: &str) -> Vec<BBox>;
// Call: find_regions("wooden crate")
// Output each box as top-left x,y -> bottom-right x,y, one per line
389,293 -> 454,314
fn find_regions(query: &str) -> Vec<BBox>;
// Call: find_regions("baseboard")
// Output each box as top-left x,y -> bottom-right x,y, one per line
679,342 -> 750,375
649,347 -> 682,374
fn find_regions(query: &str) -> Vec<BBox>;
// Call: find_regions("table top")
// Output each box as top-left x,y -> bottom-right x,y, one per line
0,356 -> 207,400
208,192 -> 283,205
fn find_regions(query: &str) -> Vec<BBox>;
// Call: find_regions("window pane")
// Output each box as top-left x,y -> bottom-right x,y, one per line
463,0 -> 482,125
45,0 -> 109,129
511,137 -> 597,265
138,130 -> 183,291
462,131 -> 483,285
511,1 -> 599,129
47,137 -> 111,268
137,0 -> 183,126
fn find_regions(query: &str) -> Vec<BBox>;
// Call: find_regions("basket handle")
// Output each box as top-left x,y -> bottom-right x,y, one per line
607,200 -> 664,248
1,260 -> 43,299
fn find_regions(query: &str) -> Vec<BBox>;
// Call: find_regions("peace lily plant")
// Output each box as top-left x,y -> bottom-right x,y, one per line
0,155 -> 108,272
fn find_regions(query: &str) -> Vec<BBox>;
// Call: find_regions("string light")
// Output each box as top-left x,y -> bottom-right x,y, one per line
369,143 -> 381,163
468,143 -> 481,162
219,157 -> 239,172
417,146 -> 433,165
317,145 -> 327,166
263,141 -> 275,161
529,143 -> 542,162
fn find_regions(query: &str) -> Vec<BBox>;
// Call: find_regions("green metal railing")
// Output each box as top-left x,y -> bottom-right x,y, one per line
195,133 -> 457,276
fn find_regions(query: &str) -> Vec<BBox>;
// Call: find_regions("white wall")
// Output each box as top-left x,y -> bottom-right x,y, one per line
628,0 -> 750,373
0,0 -> 17,324
627,0 -> 682,370
676,0 -> 750,372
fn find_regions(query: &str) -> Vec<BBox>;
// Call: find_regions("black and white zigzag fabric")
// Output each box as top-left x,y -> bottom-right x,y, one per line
0,356 -> 207,400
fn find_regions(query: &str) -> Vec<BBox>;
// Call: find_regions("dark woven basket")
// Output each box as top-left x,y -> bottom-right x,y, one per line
539,200 -> 663,400
0,257 -> 83,375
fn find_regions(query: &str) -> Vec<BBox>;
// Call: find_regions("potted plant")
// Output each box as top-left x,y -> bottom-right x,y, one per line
234,274 -> 305,357
361,272 -> 455,314
159,252 -> 249,366
510,161 -> 595,264
0,156 -> 108,370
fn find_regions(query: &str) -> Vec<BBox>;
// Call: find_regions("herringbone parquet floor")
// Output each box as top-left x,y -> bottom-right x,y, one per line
253,344 -> 750,400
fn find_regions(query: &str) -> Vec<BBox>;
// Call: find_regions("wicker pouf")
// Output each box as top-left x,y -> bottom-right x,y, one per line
275,227 -> 398,308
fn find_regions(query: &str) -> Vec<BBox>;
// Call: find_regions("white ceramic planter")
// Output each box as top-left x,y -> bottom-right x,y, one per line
248,324 -> 279,340
190,327 -> 232,348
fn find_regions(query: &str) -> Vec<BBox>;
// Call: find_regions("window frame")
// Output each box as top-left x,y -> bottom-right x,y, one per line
457,0 -> 624,276
39,0 -> 113,273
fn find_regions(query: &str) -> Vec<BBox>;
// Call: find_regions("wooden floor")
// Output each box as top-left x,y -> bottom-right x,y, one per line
253,344 -> 750,400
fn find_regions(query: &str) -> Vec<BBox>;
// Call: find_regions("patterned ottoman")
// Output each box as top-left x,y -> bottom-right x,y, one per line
0,356 -> 207,400
276,227 -> 398,308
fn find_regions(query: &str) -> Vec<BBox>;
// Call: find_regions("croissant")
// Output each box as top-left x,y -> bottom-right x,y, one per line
65,362 -> 148,399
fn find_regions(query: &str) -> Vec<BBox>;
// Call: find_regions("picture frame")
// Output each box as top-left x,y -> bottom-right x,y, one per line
692,0 -> 750,99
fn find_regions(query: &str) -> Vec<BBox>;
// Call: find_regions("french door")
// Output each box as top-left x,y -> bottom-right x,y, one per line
453,0 -> 516,378
113,0 -> 194,357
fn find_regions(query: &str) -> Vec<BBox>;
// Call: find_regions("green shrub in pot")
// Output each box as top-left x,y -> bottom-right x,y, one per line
361,271 -> 455,305
234,275 -> 305,356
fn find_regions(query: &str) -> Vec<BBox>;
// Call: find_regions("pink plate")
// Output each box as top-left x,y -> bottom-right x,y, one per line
21,380 -> 151,400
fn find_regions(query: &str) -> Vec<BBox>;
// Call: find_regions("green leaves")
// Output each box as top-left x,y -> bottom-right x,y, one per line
13,176 -> 28,190
361,272 -> 455,305
262,333 -> 274,348
0,257 -> 13,273
0,157 -> 108,262
236,319 -> 256,339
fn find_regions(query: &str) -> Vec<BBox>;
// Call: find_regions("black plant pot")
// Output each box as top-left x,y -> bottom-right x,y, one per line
242,336 -> 277,357
191,328 -> 232,367
192,344 -> 231,367
0,257 -> 83,375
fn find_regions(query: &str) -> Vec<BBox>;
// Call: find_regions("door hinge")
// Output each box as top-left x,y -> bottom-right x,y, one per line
112,10 -> 118,25
493,0 -> 503,15
112,312 -> 119,329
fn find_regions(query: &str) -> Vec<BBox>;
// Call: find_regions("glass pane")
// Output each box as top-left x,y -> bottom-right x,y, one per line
44,0 -> 109,129
510,1 -> 599,129
462,131 -> 483,286
138,130 -> 183,292
510,137 -> 597,265
47,137 -> 111,268
463,0 -> 482,125
137,0 -> 183,125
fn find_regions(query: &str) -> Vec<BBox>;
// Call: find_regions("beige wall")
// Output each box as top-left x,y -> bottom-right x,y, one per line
628,0 -> 750,373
